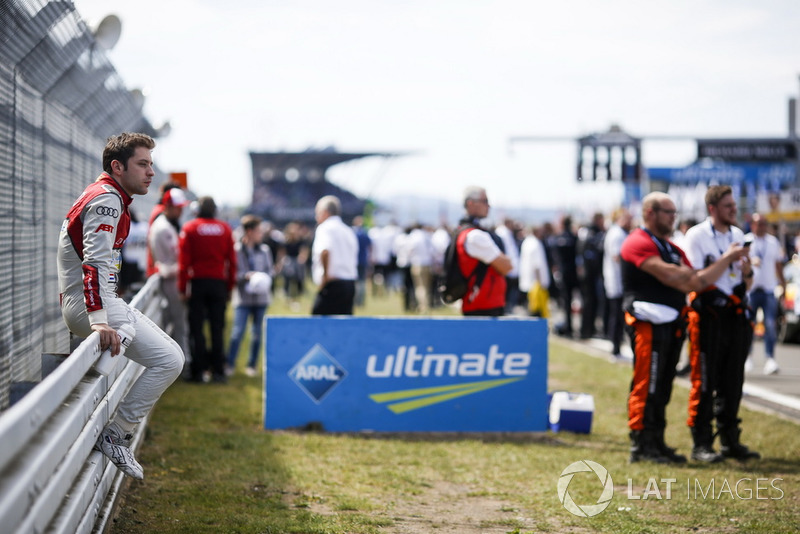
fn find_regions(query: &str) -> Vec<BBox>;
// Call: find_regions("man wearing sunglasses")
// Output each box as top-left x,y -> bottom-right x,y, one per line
621,191 -> 748,464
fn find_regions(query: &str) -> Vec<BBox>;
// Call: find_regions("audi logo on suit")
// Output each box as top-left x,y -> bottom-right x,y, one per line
95,206 -> 119,217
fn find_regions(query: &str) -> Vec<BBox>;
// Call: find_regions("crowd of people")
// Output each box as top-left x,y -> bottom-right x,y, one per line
422,185 -> 779,465
345,190 -> 792,383
139,183 -> 796,372
65,132 -> 786,480
266,184 -> 785,467
136,180 -> 795,468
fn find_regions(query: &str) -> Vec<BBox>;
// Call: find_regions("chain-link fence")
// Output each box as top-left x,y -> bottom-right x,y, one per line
0,0 -> 167,410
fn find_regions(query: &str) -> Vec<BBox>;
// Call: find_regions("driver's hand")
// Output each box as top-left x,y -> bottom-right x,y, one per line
92,323 -> 120,356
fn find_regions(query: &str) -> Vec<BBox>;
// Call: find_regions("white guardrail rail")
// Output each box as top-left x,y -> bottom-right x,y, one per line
0,276 -> 166,534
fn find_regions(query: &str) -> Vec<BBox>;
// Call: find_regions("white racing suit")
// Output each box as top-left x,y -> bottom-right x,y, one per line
57,173 -> 184,431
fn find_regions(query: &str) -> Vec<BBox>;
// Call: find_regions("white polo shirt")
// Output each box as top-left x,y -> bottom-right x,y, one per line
684,217 -> 746,296
744,232 -> 784,292
602,223 -> 628,299
518,234 -> 549,292
495,224 -> 520,277
311,215 -> 358,285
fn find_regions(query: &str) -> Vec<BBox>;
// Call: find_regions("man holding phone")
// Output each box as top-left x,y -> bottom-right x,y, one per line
683,185 -> 759,462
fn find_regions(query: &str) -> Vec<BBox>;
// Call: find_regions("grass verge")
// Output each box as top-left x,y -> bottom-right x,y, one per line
112,290 -> 800,533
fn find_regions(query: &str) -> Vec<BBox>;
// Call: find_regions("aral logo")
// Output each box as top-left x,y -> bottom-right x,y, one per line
289,344 -> 347,403
557,460 -> 614,517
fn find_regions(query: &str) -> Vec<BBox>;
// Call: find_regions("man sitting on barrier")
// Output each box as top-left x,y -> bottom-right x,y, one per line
57,132 -> 185,479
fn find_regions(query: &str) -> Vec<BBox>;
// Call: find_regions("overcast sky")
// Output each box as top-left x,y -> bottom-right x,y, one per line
73,0 -> 800,217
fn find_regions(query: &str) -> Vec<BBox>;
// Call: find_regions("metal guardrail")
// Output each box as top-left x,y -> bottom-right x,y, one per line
0,275 -> 166,534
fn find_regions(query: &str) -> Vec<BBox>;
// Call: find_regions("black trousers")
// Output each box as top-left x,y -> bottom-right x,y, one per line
188,278 -> 228,378
504,276 -> 520,313
558,278 -> 579,333
463,306 -> 504,317
687,300 -> 752,434
312,279 -> 355,315
580,272 -> 603,337
607,296 -> 625,354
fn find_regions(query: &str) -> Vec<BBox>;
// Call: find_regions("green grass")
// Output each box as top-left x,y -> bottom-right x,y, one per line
111,285 -> 800,533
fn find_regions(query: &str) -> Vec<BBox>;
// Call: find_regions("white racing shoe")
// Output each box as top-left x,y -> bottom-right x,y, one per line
94,423 -> 144,479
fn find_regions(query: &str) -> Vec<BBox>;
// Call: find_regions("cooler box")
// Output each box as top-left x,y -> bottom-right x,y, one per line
549,392 -> 594,433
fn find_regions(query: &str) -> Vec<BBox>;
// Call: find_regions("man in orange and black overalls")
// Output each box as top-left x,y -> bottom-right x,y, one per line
621,192 -> 748,464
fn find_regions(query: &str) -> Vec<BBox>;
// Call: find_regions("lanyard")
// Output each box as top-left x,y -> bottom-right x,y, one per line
710,221 -> 734,271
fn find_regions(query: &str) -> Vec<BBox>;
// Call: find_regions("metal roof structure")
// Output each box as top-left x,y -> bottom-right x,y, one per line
248,149 -> 402,225
249,149 -> 399,183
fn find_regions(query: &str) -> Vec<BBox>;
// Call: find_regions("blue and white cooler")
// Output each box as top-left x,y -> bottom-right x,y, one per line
549,391 -> 594,434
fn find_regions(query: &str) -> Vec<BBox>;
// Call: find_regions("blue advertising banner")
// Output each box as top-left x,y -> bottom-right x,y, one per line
264,317 -> 548,432
647,162 -> 796,186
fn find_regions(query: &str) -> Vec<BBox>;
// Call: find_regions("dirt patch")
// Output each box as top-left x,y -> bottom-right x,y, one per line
303,479 -> 528,533
296,479 -> 524,532
289,431 -> 585,532
383,480 -> 526,533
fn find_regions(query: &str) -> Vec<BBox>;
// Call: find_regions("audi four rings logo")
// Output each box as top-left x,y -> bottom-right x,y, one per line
95,206 -> 119,217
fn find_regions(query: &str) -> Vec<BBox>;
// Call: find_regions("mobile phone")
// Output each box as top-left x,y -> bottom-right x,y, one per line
743,239 -> 752,247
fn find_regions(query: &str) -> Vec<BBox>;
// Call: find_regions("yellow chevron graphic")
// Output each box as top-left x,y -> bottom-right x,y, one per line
369,377 -> 523,414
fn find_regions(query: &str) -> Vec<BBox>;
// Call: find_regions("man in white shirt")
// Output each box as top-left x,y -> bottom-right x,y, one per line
683,185 -> 759,462
745,213 -> 785,375
496,219 -> 521,313
393,228 -> 416,311
603,209 -> 632,358
311,196 -> 358,315
148,187 -> 190,360
407,224 -> 435,314
369,222 -> 402,294
518,226 -> 550,316
430,224 -> 451,301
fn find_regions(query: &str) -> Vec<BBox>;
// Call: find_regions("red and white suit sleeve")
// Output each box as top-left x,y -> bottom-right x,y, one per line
80,193 -> 124,326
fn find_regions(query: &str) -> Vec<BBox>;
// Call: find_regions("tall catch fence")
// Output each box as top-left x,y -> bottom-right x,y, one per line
0,0 -> 166,411
1,2 -> 174,530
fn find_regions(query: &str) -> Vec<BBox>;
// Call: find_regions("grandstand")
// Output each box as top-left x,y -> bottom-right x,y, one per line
248,148 -> 398,225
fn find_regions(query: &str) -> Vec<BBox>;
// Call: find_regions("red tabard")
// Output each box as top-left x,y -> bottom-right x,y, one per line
456,228 -> 506,313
